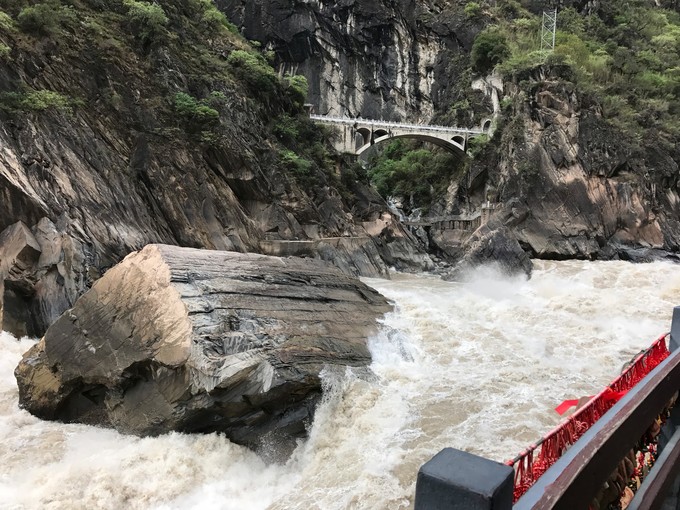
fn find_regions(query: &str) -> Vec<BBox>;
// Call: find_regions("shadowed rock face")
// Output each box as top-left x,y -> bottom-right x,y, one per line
219,0 -> 485,122
15,244 -> 391,449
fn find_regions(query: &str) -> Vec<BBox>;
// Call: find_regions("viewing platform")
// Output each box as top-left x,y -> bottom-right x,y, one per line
414,307 -> 680,510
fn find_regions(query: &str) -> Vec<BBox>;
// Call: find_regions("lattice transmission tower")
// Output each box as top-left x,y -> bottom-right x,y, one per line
540,9 -> 557,52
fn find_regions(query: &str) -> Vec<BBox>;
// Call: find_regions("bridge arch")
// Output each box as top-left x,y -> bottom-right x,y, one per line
356,133 -> 466,156
309,114 -> 486,156
451,135 -> 466,148
481,119 -> 492,132
373,128 -> 389,139
355,127 -> 371,150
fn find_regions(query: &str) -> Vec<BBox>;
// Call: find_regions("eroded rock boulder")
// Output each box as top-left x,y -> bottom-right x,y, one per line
444,226 -> 533,280
15,244 -> 391,450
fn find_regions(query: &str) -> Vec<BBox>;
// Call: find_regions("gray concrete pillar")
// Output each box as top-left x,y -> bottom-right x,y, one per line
670,306 -> 680,352
414,448 -> 514,510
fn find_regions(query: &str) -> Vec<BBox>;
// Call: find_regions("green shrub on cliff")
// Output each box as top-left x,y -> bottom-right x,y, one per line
17,3 -> 65,35
227,50 -> 278,96
173,92 -> 220,135
174,93 -> 219,120
0,11 -> 14,32
281,149 -> 312,178
464,2 -> 482,18
122,0 -> 168,45
0,89 -> 76,113
191,0 -> 238,33
467,134 -> 489,158
273,114 -> 300,143
283,74 -> 309,106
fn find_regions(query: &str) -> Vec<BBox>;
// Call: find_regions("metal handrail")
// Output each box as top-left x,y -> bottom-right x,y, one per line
514,345 -> 680,509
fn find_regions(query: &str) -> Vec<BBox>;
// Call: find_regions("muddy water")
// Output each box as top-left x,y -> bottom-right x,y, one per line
1,260 -> 678,509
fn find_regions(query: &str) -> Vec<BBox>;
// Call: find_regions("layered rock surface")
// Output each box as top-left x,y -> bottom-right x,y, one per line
503,77 -> 680,260
220,0 -> 487,122
15,244 -> 391,448
0,219 -> 91,337
0,5 -> 432,338
433,70 -> 680,263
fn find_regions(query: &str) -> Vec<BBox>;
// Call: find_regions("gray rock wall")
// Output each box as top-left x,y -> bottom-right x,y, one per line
219,0 -> 483,122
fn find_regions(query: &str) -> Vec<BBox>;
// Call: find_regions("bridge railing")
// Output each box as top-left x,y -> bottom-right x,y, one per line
507,334 -> 669,502
414,306 -> 680,510
309,114 -> 486,135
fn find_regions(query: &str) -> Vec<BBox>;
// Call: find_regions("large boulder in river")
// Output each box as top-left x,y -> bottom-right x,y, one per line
444,225 -> 533,280
15,244 -> 391,449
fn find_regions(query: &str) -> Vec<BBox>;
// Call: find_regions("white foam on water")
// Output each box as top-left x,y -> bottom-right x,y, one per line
1,260 -> 679,509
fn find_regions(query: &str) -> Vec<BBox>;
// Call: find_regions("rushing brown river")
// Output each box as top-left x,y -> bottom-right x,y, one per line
2,260 -> 679,510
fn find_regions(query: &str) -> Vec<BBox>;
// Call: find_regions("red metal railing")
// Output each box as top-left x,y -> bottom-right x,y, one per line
506,333 -> 670,503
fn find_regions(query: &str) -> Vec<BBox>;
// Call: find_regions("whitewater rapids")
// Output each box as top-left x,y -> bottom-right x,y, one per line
1,260 -> 679,509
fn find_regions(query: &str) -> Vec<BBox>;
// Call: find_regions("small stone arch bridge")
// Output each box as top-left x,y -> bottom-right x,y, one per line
310,115 -> 490,156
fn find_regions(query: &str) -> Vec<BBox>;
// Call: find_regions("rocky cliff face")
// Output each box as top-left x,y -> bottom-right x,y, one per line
237,0 -> 680,263
219,0 -> 487,123
448,67 -> 680,261
219,0 -> 680,265
4,0 -> 680,340
0,1 -> 431,337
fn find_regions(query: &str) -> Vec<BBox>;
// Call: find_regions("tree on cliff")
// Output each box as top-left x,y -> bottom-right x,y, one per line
471,28 -> 510,74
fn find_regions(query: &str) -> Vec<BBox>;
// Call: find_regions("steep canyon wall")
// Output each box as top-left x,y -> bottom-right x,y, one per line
219,0 -> 680,262
219,0 -> 485,122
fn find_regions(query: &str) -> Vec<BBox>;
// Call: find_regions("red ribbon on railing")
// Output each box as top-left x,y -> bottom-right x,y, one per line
506,333 -> 670,503
555,399 -> 581,416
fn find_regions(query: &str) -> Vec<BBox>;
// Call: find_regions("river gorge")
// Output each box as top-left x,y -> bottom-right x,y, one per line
2,260 -> 678,510
3,0 -> 680,508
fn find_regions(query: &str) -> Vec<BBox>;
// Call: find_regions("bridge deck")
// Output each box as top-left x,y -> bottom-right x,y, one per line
310,115 -> 485,135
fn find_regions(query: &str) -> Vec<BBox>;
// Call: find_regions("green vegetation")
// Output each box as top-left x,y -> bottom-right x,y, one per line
464,2 -> 482,19
190,0 -> 238,33
226,49 -> 310,109
467,134 -> 490,158
0,10 -> 14,32
227,49 -> 278,96
173,92 -> 220,134
283,74 -> 309,107
281,149 -> 313,179
0,43 -> 9,60
467,0 -> 680,147
0,90 -> 77,113
122,0 -> 168,45
471,27 -> 510,74
272,112 -> 339,188
17,1 -> 75,36
17,4 -> 56,35
366,139 -> 465,212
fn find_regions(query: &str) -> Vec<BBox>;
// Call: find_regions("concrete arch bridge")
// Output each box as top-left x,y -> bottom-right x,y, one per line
310,115 -> 490,156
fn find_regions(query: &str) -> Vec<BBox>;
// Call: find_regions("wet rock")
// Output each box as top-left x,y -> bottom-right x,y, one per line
0,222 -> 41,336
15,244 -> 391,450
0,218 -> 95,337
444,226 -> 533,280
